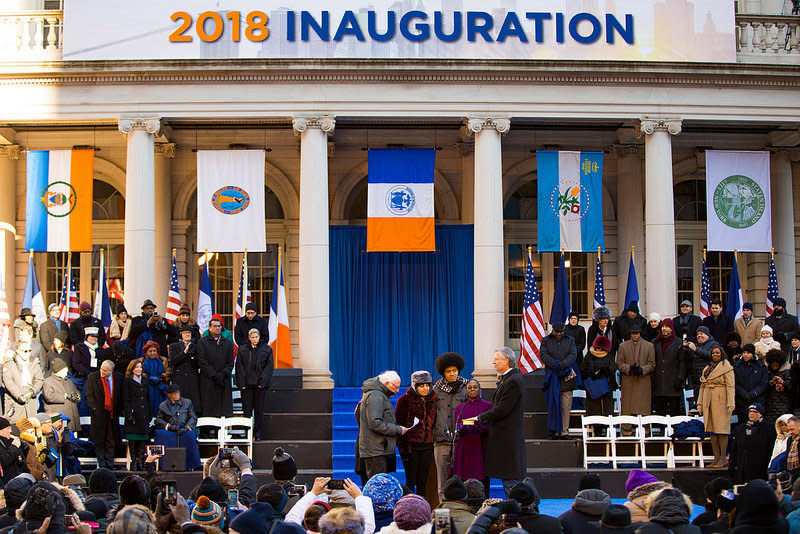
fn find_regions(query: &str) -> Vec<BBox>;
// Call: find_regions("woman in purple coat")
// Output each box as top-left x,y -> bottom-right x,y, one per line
453,379 -> 492,496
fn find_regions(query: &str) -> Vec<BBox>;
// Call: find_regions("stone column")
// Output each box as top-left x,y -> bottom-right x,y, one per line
467,117 -> 510,386
615,145 -> 646,311
293,115 -> 335,388
771,149 -> 799,312
0,145 -> 19,313
154,143 -> 174,310
640,118 -> 682,317
119,118 -> 160,313
457,137 -> 475,224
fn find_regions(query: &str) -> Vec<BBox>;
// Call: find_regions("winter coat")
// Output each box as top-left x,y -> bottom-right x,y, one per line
730,417 -> 777,484
624,481 -> 671,523
617,338 -> 656,415
478,367 -> 526,480
587,322 -> 616,358
581,348 -> 617,391
766,311 -> 800,352
45,348 -> 73,376
564,323 -> 586,362
122,375 -> 152,435
541,334 -> 578,392
85,371 -> 123,447
688,339 -> 721,388
41,373 -> 81,432
730,479 -> 789,534
453,397 -> 491,481
636,489 -> 700,534
433,378 -> 467,443
395,387 -> 437,455
652,336 -> 686,397
735,317 -> 763,347
755,340 -> 783,360
234,342 -> 274,389
38,318 -> 69,353
734,357 -> 768,418
166,319 -> 200,345
356,377 -> 403,458
2,355 -> 44,423
197,334 -> 235,417
702,314 -> 735,346
771,414 -> 792,461
518,508 -> 563,534
233,314 -> 269,348
438,501 -> 475,534
130,313 -> 170,358
698,359 -> 735,434
673,313 -> 701,340
0,436 -> 28,484
168,340 -> 201,409
155,397 -> 198,431
615,314 -> 647,343
68,315 -> 106,347
558,489 -> 611,534
72,342 -> 111,378
766,363 -> 792,424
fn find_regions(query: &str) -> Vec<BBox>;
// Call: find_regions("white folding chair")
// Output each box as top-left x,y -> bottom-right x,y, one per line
223,416 -> 254,456
612,390 -> 621,414
683,389 -> 696,415
669,415 -> 706,468
197,416 -> 225,461
581,415 -> 614,468
640,415 -> 673,468
568,390 -> 587,435
609,415 -> 643,468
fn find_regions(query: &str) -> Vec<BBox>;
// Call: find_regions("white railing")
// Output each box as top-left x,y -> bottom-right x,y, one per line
737,14 -> 800,62
0,10 -> 63,61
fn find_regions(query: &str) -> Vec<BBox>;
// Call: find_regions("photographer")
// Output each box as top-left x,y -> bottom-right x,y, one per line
154,383 -> 201,471
204,446 -> 260,508
286,477 -> 375,534
130,299 -> 170,358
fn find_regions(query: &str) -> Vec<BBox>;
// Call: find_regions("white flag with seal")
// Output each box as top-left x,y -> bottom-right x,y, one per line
706,150 -> 771,252
197,150 -> 266,252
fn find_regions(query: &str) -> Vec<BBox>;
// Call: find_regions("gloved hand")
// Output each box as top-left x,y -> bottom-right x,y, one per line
231,447 -> 252,471
630,365 -> 643,376
491,499 -> 521,515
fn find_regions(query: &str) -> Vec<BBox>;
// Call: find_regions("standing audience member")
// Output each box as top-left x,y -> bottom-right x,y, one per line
379,494 -> 431,534
453,379 -> 491,496
38,303 -> 68,356
168,324 -> 202,414
133,340 -> 170,417
73,325 -> 109,402
587,306 -> 616,358
0,418 -> 28,483
45,330 -> 72,375
786,416 -> 800,481
3,321 -> 44,424
733,344 -> 768,423
69,301 -> 106,347
623,470 -> 670,524
771,413 -> 793,465
755,325 -> 782,360
652,318 -> 686,416
691,477 -> 733,527
203,313 -> 235,344
730,479 -> 788,534
558,487 -> 611,534
614,301 -> 647,342
725,332 -> 744,361
730,403 -> 776,484
541,322 -> 578,439
636,488 -> 700,534
234,303 -> 269,348
41,358 -> 81,432
0,475 -> 33,527
766,296 -> 800,351
581,336 -> 617,418
509,478 -> 563,534
130,299 -> 170,358
86,360 -> 122,469
234,328 -> 273,439
734,302 -> 762,347
198,317 -> 235,418
674,300 -> 701,340
170,305 -> 201,343
356,371 -> 408,482
154,383 -> 201,471
469,347 -> 526,495
645,313 -> 662,343
789,332 -> 800,365
107,307 -> 131,344
698,346 -> 735,468
565,312 -> 587,362
616,326 -> 655,422
766,348 -> 792,424
702,299 -> 734,344
684,326 -> 720,403
395,370 -> 437,498
432,352 -> 468,501
18,308 -> 38,340
436,476 -> 476,534
123,359 -> 152,471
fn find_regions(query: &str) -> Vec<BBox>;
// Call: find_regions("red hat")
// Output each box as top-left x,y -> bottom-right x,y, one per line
592,335 -> 612,353
661,318 -> 674,329
142,340 -> 161,356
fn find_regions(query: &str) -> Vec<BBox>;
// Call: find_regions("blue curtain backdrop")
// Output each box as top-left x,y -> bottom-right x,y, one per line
330,225 -> 474,386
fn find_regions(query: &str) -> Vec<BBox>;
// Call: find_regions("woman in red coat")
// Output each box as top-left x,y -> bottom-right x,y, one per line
395,370 -> 437,498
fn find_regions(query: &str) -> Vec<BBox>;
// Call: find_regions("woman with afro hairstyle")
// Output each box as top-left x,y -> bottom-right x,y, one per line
765,348 -> 792,425
432,352 -> 468,501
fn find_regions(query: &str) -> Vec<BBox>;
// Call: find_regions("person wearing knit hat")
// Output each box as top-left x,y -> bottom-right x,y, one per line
766,296 -> 799,352
192,495 -> 224,527
463,479 -> 485,513
363,473 -> 403,529
510,477 -> 562,534
581,334 -> 616,419
197,476 -> 228,505
21,481 -> 67,533
651,317 -> 685,416
564,312 -> 587,364
170,304 -> 201,343
625,470 -> 658,493
233,301 -> 269,348
623,471 -> 670,524
395,370 -> 437,497
108,306 -> 131,344
69,299 -> 106,346
432,352 -> 468,501
692,477 -> 733,527
0,475 -> 33,528
392,494 -> 431,532
107,504 -> 158,534
229,502 -> 274,534
645,312 -> 661,343
273,447 -> 298,481
578,474 -> 602,491
437,476 -> 474,534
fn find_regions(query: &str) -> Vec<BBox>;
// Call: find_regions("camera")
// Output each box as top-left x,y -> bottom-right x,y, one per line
228,489 -> 239,509
434,508 -> 451,534
163,480 -> 178,506
147,444 -> 165,457
219,447 -> 234,468
327,479 -> 345,490
287,483 -> 307,497
501,514 -> 517,527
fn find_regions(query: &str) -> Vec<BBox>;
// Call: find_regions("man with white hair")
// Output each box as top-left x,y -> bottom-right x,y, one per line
355,370 -> 408,483
465,347 -> 526,495
85,360 -> 122,468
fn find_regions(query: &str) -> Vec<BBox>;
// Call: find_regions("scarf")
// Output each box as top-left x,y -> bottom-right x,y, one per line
703,360 -> 720,379
434,376 -> 468,395
655,329 -> 676,347
102,375 -> 113,414
788,438 -> 800,471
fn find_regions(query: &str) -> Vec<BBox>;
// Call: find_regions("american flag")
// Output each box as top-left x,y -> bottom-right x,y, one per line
234,254 -> 252,322
767,256 -> 779,317
700,258 -> 711,319
593,255 -> 606,309
58,256 -> 79,323
108,278 -> 124,303
164,252 -> 181,323
519,255 -> 545,373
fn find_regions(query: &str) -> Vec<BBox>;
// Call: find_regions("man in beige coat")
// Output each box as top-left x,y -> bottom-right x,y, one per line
616,325 -> 656,418
734,302 -> 762,347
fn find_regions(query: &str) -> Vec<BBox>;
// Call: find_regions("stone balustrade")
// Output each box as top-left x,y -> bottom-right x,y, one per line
0,10 -> 62,61
737,14 -> 800,63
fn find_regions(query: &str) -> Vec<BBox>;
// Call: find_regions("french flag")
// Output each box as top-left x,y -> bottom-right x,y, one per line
196,258 -> 214,331
268,251 -> 293,368
22,253 -> 46,326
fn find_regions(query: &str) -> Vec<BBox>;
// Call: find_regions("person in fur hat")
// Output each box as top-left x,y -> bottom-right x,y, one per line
587,306 -> 616,359
395,371 -> 437,498
432,351 -> 468,501
614,301 -> 646,343
580,336 -> 617,418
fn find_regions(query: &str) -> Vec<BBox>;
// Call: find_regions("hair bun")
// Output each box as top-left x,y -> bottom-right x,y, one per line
274,447 -> 284,456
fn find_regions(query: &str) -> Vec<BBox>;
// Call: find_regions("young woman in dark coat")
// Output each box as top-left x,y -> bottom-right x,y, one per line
395,370 -> 437,498
565,312 -> 587,363
123,359 -> 152,470
652,318 -> 687,416
765,348 -> 792,425
734,344 -> 769,423
580,335 -> 616,417
587,306 -> 616,358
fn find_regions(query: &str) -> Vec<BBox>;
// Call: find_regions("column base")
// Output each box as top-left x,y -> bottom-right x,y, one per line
472,368 -> 499,390
302,369 -> 335,389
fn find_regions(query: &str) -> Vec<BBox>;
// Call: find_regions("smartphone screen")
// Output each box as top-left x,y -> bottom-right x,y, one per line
228,489 -> 239,509
164,481 -> 177,505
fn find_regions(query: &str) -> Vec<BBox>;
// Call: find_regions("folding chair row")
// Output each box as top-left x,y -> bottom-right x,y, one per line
197,416 -> 254,460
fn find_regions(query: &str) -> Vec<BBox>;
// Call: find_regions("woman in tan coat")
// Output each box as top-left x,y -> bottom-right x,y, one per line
697,345 -> 735,468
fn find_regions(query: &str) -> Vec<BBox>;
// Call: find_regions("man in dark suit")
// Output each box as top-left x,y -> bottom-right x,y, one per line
673,300 -> 701,340
701,299 -> 734,344
85,360 -> 122,469
468,347 -> 526,495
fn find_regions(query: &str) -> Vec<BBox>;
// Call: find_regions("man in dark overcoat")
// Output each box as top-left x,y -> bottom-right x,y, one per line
197,317 -> 234,417
470,347 -> 526,495
85,360 -> 123,469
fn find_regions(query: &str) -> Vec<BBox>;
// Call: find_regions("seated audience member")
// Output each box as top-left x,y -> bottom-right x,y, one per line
0,474 -> 34,528
691,477 -> 733,527
508,478 -> 562,534
107,504 -> 157,534
320,507 -> 368,534
579,473 -> 602,491
730,479 -> 788,534
378,494 -> 431,534
623,470 -> 671,524
154,383 -> 201,471
435,476 -> 476,534
286,477 -> 375,534
594,505 -> 640,534
558,488 -> 611,534
229,502 -> 305,534
191,495 -> 225,531
730,403 -> 777,484
636,488 -> 700,534
108,474 -> 152,519
13,481 -> 67,533
463,479 -> 486,513
363,473 -> 404,531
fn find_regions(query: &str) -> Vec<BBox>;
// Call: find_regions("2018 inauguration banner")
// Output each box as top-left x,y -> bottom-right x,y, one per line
63,0 -> 736,62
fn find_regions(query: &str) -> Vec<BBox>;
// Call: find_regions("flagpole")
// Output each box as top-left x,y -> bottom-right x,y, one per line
631,245 -> 634,264
527,246 -> 532,264
703,248 -> 706,261
771,247 -> 774,260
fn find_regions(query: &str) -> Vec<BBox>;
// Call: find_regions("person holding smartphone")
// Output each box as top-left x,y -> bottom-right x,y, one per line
285,477 -> 376,534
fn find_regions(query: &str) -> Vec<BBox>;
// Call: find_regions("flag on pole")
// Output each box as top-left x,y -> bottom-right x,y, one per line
550,253 -> 571,325
108,278 -> 124,303
93,250 -> 112,329
726,254 -> 743,321
234,254 -> 252,322
58,255 -> 79,323
196,259 -> 214,331
22,254 -> 47,325
623,252 -> 640,312
164,252 -> 182,324
268,251 -> 293,368
519,254 -> 545,373
767,256 -> 779,317
700,257 -> 712,319
593,255 -> 606,310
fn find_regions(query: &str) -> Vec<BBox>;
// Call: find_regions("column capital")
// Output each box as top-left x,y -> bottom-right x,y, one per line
612,144 -> 643,158
118,118 -> 161,135
155,142 -> 176,158
638,118 -> 682,137
292,115 -> 336,135
769,147 -> 800,162
0,145 -> 22,160
465,117 -> 510,135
